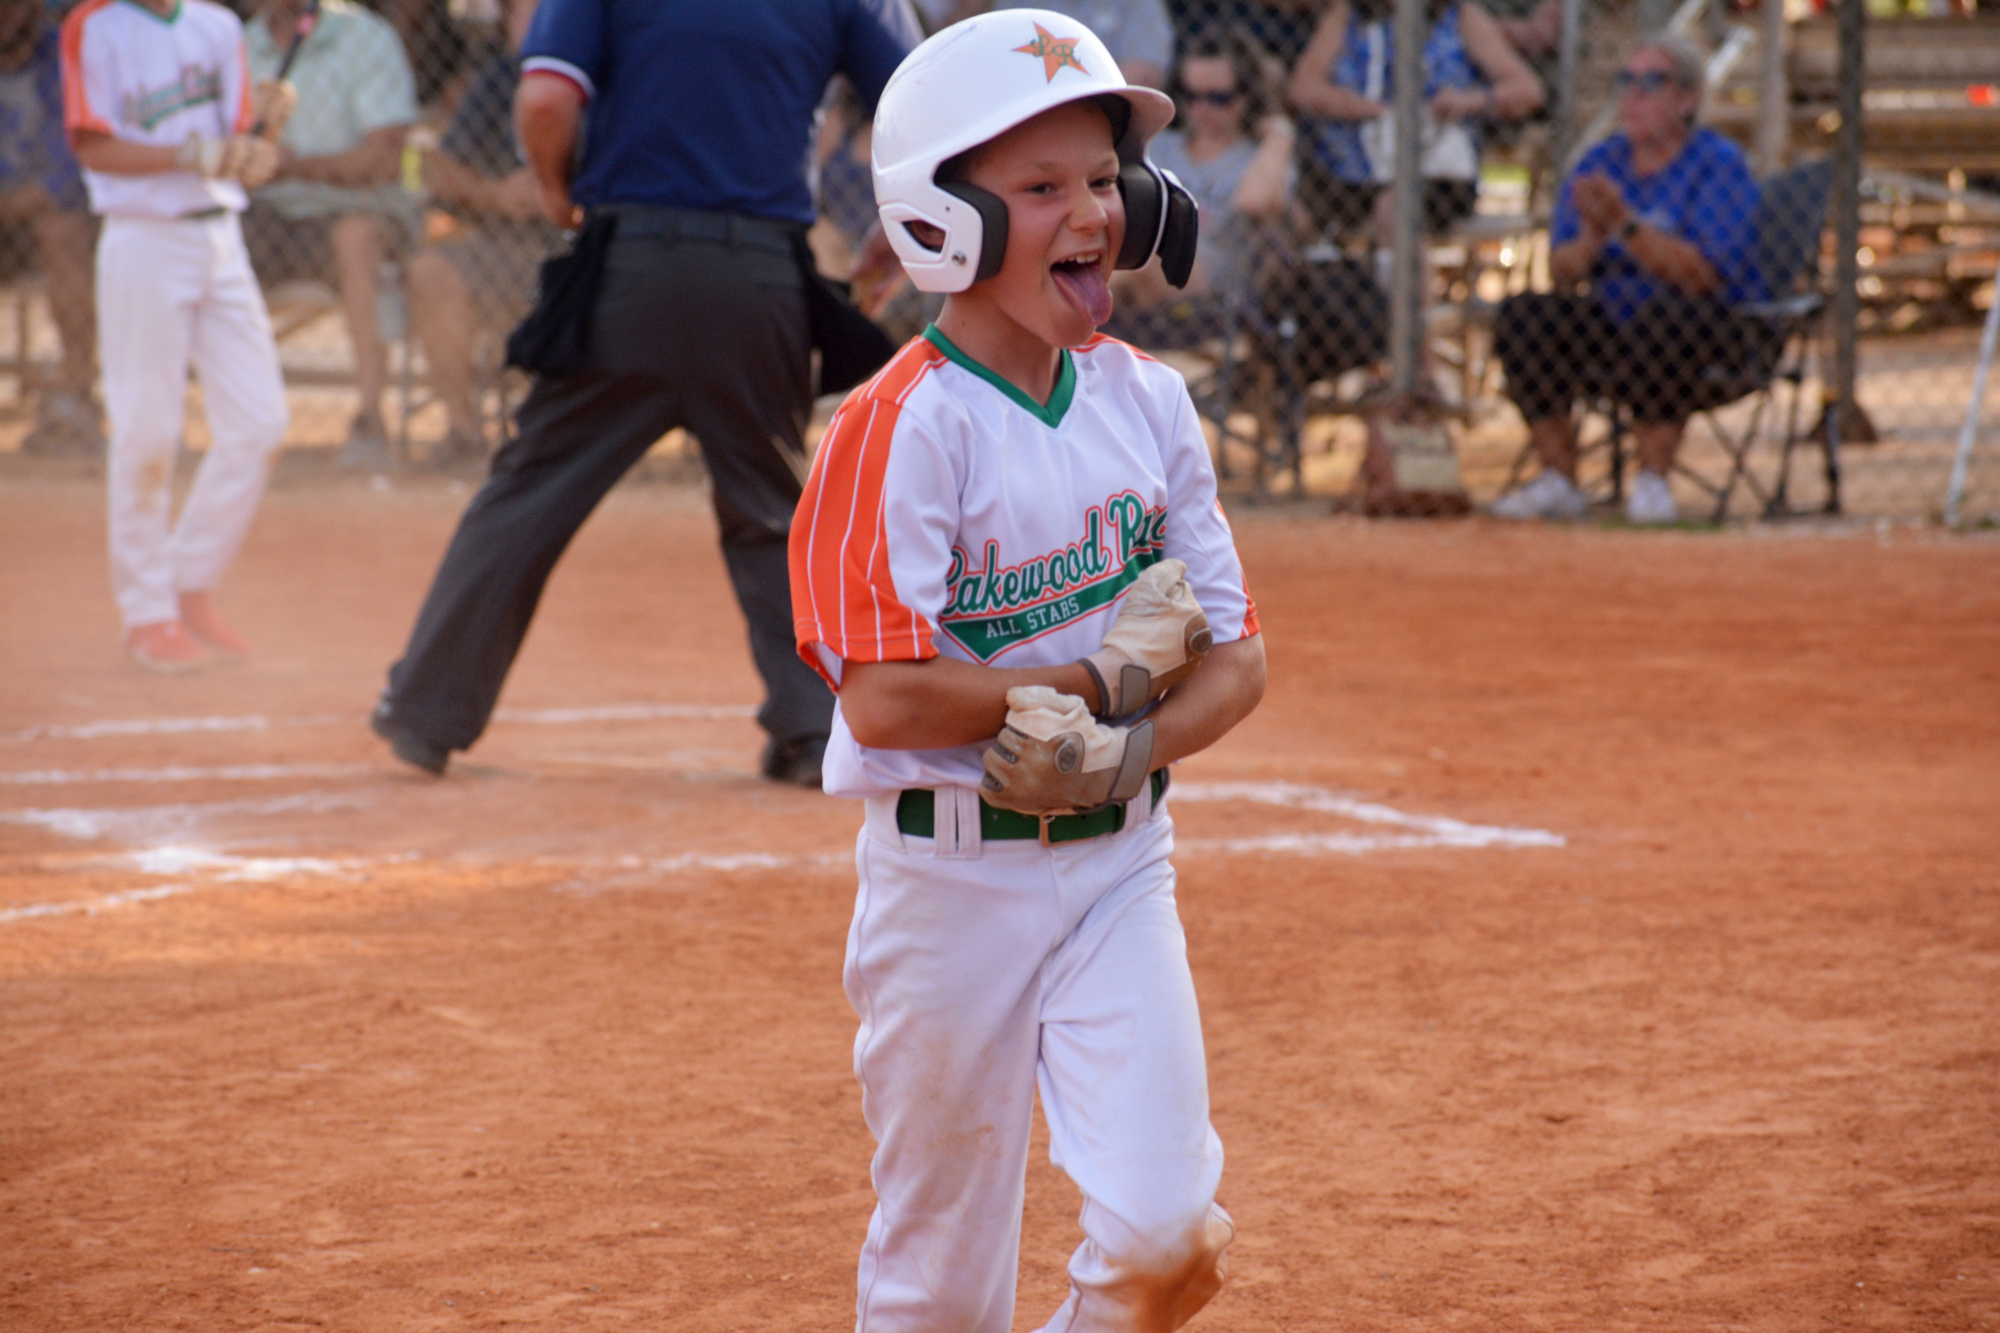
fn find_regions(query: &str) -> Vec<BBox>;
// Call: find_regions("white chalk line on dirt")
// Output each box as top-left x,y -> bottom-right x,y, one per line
0,784 -> 1563,925
0,846 -> 385,924
1,702 -> 758,744
0,792 -> 367,841
0,763 -> 375,786
1171,781 -> 1565,851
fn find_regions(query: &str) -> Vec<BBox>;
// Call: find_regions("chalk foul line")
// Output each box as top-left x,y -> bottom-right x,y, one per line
0,763 -> 375,786
0,847 -> 390,924
2,702 -> 758,744
0,784 -> 1562,924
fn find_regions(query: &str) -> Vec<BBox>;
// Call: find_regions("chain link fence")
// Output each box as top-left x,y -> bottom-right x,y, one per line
0,0 -> 1994,523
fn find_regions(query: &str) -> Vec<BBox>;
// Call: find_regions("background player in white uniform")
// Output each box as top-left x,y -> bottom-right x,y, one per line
62,0 -> 292,671
790,13 -> 1265,1329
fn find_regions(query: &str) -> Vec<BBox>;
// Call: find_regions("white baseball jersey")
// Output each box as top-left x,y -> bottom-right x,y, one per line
792,327 -> 1260,800
61,0 -> 255,218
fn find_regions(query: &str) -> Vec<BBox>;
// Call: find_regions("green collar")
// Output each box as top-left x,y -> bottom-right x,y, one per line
923,325 -> 1075,428
120,0 -> 182,22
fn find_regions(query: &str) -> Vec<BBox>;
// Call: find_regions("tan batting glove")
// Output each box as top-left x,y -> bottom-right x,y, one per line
251,79 -> 297,140
174,134 -> 278,187
175,133 -> 227,177
1078,557 -> 1212,721
221,136 -> 281,188
981,686 -> 1156,818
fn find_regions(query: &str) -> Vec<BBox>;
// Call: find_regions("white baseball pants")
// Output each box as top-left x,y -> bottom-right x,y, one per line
847,791 -> 1232,1333
98,213 -> 288,630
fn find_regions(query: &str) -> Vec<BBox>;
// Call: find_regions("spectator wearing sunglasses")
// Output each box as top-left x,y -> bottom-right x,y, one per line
1489,35 -> 1764,525
1113,29 -> 1295,311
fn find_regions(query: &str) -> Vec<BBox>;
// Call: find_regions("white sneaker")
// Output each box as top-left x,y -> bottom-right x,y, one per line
1624,470 -> 1679,525
1489,470 -> 1589,520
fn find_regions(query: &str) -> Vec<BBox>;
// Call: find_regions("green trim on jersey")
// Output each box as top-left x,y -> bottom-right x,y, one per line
923,324 -> 1076,428
120,0 -> 184,23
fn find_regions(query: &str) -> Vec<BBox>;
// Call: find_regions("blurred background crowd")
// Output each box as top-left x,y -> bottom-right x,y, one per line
1,0 -> 1995,521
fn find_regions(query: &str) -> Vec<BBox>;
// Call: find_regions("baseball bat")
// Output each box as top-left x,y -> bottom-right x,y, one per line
252,0 -> 321,136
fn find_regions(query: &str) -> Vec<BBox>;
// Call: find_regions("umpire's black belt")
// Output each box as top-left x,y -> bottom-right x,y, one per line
896,770 -> 1170,846
593,204 -> 803,255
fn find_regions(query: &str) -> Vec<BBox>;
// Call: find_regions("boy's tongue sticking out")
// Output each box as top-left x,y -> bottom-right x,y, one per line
1052,256 -> 1113,326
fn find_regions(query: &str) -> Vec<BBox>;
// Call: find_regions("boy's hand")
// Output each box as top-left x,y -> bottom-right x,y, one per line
251,80 -> 297,141
982,687 -> 1155,817
176,135 -> 281,189
1080,558 -> 1211,721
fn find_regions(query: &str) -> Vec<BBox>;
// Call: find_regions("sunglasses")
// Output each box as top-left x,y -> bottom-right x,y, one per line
1613,69 -> 1678,94
1182,88 -> 1243,106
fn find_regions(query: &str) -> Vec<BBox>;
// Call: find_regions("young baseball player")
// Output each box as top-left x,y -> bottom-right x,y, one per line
62,0 -> 293,671
789,12 -> 1265,1329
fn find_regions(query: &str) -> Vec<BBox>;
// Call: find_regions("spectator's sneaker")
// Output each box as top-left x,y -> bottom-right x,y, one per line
1625,470 -> 1679,525
22,389 -> 106,458
125,621 -> 209,673
177,591 -> 251,658
760,735 -> 827,790
1489,470 -> 1589,521
428,429 -> 487,472
340,415 -> 395,473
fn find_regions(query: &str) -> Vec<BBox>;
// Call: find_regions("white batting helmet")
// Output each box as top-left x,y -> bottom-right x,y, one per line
871,9 -> 1190,294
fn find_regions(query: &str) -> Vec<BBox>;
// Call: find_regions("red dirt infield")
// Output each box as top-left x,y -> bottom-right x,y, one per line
2,467 -> 1996,1330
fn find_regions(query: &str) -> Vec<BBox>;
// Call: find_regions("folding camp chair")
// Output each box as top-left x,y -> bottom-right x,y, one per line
1501,159 -> 1837,520
1678,157 -> 1838,519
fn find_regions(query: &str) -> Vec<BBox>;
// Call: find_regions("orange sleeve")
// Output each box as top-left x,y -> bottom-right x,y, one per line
60,0 -> 117,141
789,342 -> 948,690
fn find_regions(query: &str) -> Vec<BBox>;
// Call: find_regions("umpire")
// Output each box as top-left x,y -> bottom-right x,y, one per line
371,0 -> 922,787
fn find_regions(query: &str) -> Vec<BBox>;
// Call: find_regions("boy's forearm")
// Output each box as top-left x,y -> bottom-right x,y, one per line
70,131 -> 181,176
841,656 -> 1107,751
1143,635 -> 1265,769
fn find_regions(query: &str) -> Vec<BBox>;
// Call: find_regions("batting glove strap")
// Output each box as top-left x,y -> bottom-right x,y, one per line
1078,650 -> 1154,722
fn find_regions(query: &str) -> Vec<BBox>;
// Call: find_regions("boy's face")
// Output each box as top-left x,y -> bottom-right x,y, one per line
962,100 -> 1125,349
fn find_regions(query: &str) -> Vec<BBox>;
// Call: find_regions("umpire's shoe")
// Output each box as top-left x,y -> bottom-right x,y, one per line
372,697 -> 449,776
760,735 -> 827,790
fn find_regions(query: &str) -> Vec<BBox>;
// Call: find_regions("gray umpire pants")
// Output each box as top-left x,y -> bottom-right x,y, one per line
383,206 -> 834,754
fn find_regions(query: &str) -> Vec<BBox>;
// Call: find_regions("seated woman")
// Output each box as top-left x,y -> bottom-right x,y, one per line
1112,29 -> 1296,319
1488,35 -> 1765,525
1286,0 -> 1540,260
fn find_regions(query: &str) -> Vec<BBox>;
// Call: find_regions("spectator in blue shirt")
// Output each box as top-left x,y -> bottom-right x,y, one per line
372,0 -> 922,787
1490,35 -> 1766,524
0,0 -> 99,455
402,0 -> 553,467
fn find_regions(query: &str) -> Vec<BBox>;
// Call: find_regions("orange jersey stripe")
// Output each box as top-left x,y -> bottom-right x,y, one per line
59,0 -> 118,140
791,338 -> 949,688
233,39 -> 255,134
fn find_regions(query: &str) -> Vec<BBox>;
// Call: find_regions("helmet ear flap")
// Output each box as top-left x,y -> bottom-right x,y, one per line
1115,161 -> 1162,272
1114,161 -> 1200,288
939,180 -> 1010,283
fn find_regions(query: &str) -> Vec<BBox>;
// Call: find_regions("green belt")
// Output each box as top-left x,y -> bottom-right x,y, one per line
896,770 -> 1169,847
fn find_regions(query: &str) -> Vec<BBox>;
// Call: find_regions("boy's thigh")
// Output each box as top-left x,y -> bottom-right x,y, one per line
1039,823 -> 1215,1161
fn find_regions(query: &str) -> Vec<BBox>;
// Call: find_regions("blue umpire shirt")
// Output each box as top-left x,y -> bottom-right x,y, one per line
1552,126 -> 1765,323
521,0 -> 922,225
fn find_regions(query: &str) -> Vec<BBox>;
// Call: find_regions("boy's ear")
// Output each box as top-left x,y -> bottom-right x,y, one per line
938,180 -> 1010,283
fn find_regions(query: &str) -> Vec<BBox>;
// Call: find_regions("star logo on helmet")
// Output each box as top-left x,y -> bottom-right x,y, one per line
1014,23 -> 1088,82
